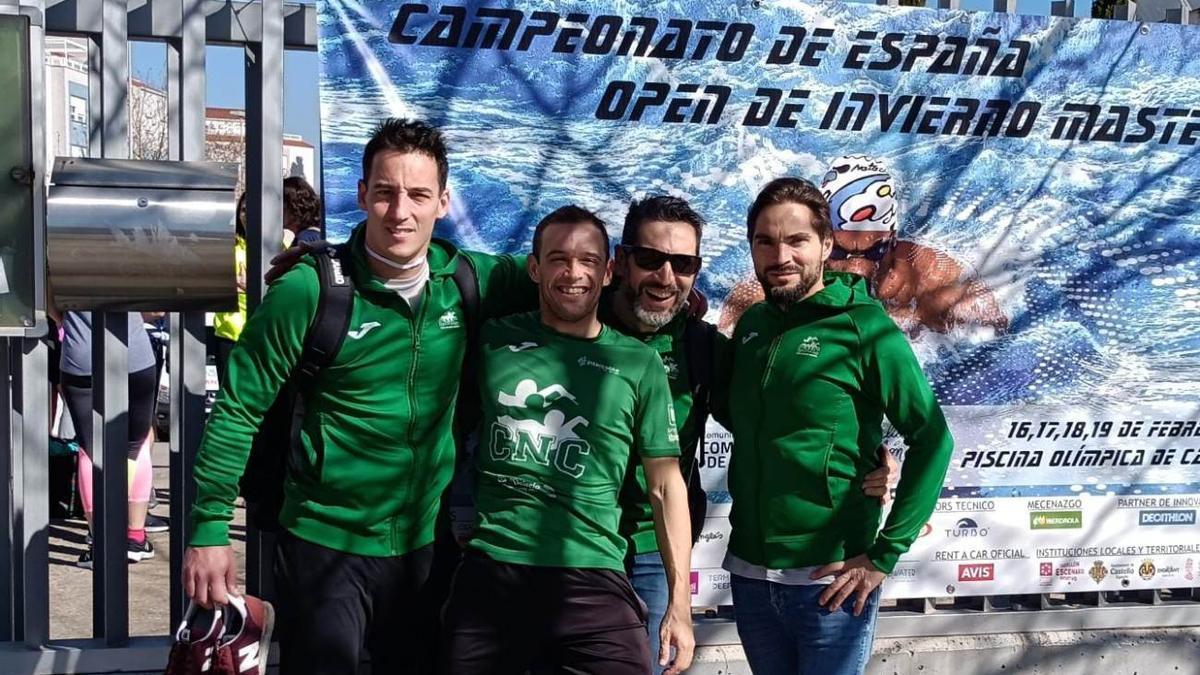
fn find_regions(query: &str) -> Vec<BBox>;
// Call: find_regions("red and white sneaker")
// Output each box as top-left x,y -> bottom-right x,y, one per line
165,602 -> 234,674
218,594 -> 275,675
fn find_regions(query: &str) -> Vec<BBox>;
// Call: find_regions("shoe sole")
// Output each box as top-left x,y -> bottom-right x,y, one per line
76,560 -> 92,570
127,550 -> 155,563
143,526 -> 169,534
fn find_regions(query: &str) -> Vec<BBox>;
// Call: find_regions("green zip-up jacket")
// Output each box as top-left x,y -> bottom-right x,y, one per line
602,303 -> 720,556
189,226 -> 535,556
721,273 -> 953,574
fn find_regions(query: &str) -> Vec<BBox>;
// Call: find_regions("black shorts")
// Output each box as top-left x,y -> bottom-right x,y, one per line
442,550 -> 650,675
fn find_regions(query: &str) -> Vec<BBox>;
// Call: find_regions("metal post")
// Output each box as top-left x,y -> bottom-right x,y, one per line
92,0 -> 132,643
0,339 -> 13,643
92,313 -> 129,643
993,0 -> 1018,12
13,337 -> 49,647
937,0 -> 962,9
243,0 -> 284,599
166,0 -> 208,629
1050,0 -> 1075,15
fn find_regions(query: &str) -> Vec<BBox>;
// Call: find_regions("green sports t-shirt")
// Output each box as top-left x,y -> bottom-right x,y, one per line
468,311 -> 681,571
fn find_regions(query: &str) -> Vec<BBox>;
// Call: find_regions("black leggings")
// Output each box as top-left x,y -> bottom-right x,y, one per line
61,367 -> 158,461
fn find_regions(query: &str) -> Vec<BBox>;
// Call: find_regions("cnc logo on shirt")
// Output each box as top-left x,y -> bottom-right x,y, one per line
507,342 -> 538,353
491,379 -> 592,479
741,331 -> 758,345
438,310 -> 462,330
796,336 -> 821,358
347,321 -> 381,340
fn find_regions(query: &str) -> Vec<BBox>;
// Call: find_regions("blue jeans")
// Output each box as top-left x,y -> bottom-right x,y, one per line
730,573 -> 880,675
627,551 -> 669,675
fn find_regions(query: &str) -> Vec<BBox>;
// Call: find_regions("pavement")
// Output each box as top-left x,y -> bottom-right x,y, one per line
47,441 -> 247,641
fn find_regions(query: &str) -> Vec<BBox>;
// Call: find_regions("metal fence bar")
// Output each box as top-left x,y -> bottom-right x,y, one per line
242,0 -> 284,600
14,337 -> 50,647
0,340 -> 12,643
91,313 -> 129,643
86,0 -> 133,644
165,0 -> 208,630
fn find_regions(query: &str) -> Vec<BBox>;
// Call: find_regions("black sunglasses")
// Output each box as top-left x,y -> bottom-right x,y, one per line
620,245 -> 703,275
829,238 -> 895,262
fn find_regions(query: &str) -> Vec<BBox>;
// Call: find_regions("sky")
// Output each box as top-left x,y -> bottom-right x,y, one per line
126,0 -> 1092,183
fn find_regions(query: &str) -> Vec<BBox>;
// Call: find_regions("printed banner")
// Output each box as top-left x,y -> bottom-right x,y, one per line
320,0 -> 1200,601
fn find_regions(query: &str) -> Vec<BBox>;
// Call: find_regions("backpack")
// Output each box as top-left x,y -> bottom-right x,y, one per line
239,244 -> 481,531
682,316 -> 717,543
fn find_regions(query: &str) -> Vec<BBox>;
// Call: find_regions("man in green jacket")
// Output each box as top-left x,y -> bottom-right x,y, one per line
721,177 -> 953,675
603,195 -> 897,675
182,119 -> 533,673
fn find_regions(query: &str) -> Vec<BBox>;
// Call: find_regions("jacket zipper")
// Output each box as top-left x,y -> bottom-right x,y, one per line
395,286 -> 428,553
755,334 -> 783,555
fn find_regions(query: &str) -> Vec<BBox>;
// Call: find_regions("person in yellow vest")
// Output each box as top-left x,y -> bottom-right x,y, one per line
213,192 -> 248,379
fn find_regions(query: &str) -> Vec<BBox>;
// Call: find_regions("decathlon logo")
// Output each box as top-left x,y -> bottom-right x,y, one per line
347,321 -> 381,340
1139,509 -> 1196,526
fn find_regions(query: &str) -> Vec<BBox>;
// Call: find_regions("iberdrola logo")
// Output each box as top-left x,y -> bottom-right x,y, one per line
796,336 -> 821,358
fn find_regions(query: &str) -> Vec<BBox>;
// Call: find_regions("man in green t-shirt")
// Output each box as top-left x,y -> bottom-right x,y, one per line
443,206 -> 695,675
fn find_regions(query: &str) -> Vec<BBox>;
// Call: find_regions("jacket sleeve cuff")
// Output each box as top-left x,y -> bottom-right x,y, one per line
188,520 -> 231,547
866,544 -> 901,575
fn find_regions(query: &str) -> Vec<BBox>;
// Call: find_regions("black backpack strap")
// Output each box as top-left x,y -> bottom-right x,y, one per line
288,244 -> 355,474
683,317 -> 717,466
682,316 -> 717,543
450,255 -> 482,435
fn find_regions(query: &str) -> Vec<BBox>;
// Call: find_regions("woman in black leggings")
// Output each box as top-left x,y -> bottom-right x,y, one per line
59,311 -> 162,568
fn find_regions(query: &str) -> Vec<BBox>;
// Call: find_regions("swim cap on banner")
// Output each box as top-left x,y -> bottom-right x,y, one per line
819,156 -> 898,233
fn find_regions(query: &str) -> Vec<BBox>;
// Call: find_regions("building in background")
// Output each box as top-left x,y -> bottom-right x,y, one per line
44,37 -> 316,193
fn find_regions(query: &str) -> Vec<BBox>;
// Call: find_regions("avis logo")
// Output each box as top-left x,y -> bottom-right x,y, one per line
958,563 -> 994,582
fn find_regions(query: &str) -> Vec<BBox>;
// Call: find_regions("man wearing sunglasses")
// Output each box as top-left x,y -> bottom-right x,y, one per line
718,156 -> 1008,337
601,196 -> 896,674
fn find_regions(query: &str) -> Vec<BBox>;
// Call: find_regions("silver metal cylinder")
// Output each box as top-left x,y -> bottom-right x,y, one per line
47,157 -> 240,311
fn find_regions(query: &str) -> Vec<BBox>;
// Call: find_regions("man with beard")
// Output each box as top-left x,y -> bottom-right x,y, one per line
717,156 -> 1008,337
442,206 -> 695,675
601,196 -> 897,674
719,178 -> 953,675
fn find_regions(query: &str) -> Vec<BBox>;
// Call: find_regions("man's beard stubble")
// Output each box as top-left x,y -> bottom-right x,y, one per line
761,264 -> 822,307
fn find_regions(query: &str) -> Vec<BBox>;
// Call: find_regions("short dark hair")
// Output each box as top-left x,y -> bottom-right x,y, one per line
531,205 -> 610,260
621,195 -> 704,253
746,178 -> 832,242
283,176 -> 322,232
361,118 -> 449,189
